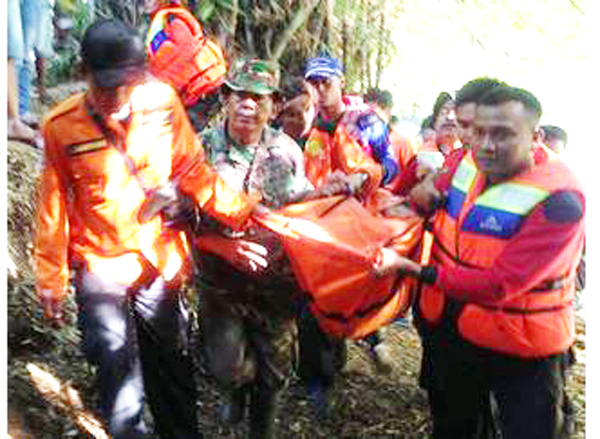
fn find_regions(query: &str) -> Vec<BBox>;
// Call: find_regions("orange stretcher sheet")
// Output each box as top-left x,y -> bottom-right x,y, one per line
197,193 -> 424,339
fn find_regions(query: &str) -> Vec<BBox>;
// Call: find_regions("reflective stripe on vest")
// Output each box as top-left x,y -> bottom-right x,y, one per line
419,152 -> 578,357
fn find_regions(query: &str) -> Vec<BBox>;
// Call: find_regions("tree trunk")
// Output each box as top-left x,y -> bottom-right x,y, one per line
342,19 -> 349,72
361,0 -> 370,91
375,1 -> 386,87
272,0 -> 321,61
230,0 -> 239,50
243,0 -> 256,56
322,0 -> 335,53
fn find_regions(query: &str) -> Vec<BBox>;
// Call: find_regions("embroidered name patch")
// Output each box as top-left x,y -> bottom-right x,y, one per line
68,138 -> 109,156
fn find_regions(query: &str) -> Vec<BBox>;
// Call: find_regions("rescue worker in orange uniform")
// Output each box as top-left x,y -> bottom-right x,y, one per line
303,56 -> 396,199
276,76 -> 317,149
34,19 -> 260,439
541,124 -> 568,155
375,85 -> 585,439
297,56 -> 400,418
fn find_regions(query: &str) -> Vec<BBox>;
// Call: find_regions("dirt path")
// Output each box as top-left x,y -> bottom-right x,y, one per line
7,312 -> 585,438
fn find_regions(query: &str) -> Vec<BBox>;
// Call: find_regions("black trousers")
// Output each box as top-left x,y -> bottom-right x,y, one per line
420,303 -> 568,439
75,261 -> 200,439
296,301 -> 346,390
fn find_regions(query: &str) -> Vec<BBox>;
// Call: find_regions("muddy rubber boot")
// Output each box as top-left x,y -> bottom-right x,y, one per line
220,386 -> 248,426
248,385 -> 279,439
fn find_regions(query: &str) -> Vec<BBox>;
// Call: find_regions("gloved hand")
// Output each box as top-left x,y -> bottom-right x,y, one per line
40,289 -> 65,328
346,172 -> 368,195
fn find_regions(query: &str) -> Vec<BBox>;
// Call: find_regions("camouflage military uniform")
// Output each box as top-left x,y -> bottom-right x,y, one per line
197,59 -> 312,439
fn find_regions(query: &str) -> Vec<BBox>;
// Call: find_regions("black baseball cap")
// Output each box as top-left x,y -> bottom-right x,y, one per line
81,19 -> 146,88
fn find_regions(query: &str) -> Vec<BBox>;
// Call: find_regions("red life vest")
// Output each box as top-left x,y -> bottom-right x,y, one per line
146,7 -> 226,107
419,151 -> 583,357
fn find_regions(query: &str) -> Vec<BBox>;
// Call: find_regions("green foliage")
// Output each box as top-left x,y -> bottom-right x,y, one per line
192,0 -> 395,91
46,44 -> 80,88
198,0 -> 217,22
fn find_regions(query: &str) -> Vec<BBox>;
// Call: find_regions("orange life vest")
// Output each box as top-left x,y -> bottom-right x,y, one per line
146,6 -> 227,107
304,126 -> 383,200
419,151 -> 582,357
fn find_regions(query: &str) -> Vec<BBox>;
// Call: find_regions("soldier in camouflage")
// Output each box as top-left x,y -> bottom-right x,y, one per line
197,59 -> 313,439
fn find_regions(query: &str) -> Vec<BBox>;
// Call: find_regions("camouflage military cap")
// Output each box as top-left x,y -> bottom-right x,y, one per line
225,59 -> 280,95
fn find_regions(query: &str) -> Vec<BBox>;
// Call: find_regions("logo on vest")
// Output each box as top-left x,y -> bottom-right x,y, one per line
305,138 -> 325,157
479,214 -> 503,233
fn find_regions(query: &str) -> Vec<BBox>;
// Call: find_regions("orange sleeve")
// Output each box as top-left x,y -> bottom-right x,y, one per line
333,129 -> 383,198
396,134 -> 418,171
170,96 -> 258,230
34,123 -> 70,302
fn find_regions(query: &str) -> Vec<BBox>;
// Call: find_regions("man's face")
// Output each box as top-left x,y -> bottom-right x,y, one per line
227,90 -> 274,139
307,76 -> 344,116
456,102 -> 477,146
280,94 -> 315,140
433,101 -> 457,146
472,101 -> 536,184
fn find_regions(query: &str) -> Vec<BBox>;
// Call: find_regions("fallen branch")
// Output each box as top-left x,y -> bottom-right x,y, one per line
26,363 -> 109,439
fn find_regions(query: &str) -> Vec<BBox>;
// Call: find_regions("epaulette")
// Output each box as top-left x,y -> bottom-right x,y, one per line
543,190 -> 584,223
42,93 -> 86,125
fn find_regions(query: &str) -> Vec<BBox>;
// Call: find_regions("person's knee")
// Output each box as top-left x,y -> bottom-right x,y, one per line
205,326 -> 257,387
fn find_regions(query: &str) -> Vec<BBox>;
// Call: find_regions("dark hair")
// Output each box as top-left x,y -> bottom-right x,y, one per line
541,125 -> 568,145
81,19 -> 146,88
478,86 -> 543,120
420,115 -> 434,131
364,88 -> 394,110
455,77 -> 507,107
432,92 -> 453,123
280,76 -> 312,101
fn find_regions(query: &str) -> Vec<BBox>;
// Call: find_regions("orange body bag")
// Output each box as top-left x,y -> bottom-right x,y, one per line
197,195 -> 423,339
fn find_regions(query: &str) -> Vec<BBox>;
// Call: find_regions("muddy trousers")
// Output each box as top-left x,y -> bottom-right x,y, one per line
423,315 -> 568,439
200,292 -> 296,439
74,263 -> 200,439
